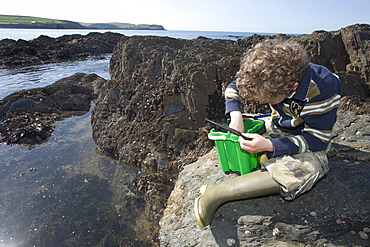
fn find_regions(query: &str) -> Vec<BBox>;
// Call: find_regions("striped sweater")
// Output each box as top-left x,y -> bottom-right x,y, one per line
225,63 -> 342,158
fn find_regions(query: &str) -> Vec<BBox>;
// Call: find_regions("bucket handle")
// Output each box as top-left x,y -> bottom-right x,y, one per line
208,134 -> 227,141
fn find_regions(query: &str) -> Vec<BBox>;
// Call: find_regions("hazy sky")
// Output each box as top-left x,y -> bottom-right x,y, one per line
2,0 -> 370,34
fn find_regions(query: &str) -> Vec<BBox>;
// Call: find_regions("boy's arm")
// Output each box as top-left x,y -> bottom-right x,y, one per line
225,81 -> 244,132
229,111 -> 244,133
269,92 -> 341,157
225,81 -> 241,114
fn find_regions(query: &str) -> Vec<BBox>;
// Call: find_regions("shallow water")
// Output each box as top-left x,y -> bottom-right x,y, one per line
0,34 -> 150,245
0,55 -> 110,100
0,106 -> 141,246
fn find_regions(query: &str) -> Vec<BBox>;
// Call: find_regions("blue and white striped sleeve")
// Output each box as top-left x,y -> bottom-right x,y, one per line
225,81 -> 242,116
269,79 -> 341,157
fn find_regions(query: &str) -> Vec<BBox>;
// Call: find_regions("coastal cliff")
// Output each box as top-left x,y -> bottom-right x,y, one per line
89,24 -> 370,245
0,14 -> 165,30
0,20 -> 86,29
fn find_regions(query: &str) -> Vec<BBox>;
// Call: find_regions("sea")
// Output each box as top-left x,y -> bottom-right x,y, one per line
0,28 -> 277,246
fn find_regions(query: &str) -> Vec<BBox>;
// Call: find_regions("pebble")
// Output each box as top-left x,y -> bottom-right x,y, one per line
226,238 -> 236,246
244,230 -> 252,236
272,228 -> 280,237
336,219 -> 345,224
359,231 -> 369,240
310,211 -> 317,217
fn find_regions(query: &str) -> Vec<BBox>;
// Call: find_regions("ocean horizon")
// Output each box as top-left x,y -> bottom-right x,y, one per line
0,28 -> 287,41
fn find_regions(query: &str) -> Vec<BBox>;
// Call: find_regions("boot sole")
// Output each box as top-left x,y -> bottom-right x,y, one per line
194,184 -> 208,228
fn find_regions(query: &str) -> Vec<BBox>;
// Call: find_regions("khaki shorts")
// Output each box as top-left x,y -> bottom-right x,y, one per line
260,117 -> 329,200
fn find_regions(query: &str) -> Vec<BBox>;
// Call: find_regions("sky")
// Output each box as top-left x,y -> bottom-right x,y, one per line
2,0 -> 370,34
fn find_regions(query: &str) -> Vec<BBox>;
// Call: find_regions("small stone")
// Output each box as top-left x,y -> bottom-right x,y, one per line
273,228 -> 280,237
226,238 -> 236,246
310,211 -> 317,217
336,219 -> 345,224
359,231 -> 369,240
244,230 -> 252,236
363,227 -> 370,233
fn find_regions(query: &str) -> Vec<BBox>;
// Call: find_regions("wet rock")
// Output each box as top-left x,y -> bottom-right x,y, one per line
0,73 -> 106,144
0,32 -> 124,68
0,113 -> 56,145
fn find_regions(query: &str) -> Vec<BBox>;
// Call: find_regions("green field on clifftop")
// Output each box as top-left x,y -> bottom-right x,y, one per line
0,14 -> 64,24
0,14 -> 164,30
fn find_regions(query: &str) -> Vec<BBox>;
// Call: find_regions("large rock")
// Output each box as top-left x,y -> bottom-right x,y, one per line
92,35 -> 243,166
91,36 -> 243,244
92,24 -> 370,170
0,32 -> 124,68
291,24 -> 370,100
159,111 -> 370,246
90,24 -> 370,245
0,73 -> 106,144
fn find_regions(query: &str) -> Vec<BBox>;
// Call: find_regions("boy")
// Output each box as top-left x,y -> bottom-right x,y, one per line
194,39 -> 341,228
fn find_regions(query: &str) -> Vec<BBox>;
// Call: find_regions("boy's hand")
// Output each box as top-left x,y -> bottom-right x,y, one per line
239,133 -> 274,153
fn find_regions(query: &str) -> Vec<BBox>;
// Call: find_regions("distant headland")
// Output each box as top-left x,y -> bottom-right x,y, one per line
0,14 -> 166,30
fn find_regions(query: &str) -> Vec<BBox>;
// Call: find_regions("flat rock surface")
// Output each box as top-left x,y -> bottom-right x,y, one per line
159,112 -> 370,247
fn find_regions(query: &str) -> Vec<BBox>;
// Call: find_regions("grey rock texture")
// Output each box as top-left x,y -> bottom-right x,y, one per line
159,111 -> 370,247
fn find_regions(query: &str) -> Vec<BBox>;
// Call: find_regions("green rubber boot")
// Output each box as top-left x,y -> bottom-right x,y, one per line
194,170 -> 279,228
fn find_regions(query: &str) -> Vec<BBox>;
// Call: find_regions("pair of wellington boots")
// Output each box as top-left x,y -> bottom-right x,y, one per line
194,170 -> 280,228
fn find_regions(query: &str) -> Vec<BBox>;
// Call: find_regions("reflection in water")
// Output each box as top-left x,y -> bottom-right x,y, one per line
0,106 -> 140,246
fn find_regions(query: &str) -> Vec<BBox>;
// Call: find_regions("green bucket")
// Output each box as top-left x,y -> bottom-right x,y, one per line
208,119 -> 266,175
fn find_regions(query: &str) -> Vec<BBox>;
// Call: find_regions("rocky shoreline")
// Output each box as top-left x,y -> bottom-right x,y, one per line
0,73 -> 106,144
0,32 -> 123,68
0,24 -> 369,246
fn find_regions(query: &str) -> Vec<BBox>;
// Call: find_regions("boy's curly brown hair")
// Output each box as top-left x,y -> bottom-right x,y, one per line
236,39 -> 309,101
